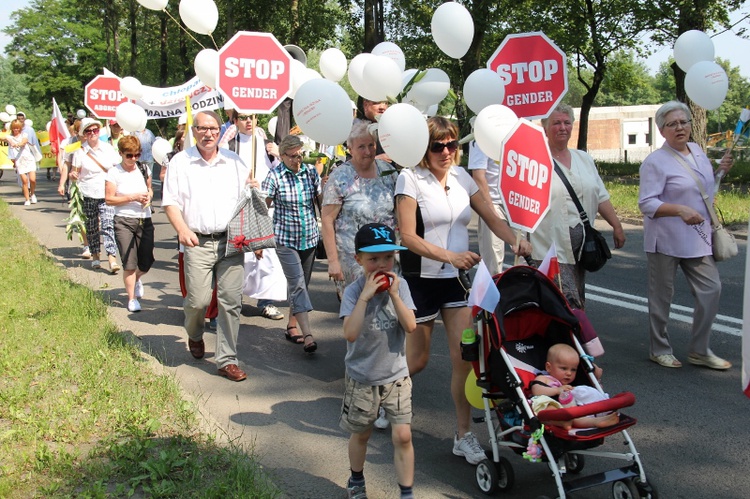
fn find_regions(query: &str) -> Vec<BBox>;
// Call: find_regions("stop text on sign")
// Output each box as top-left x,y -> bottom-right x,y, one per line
496,60 -> 559,85
505,149 -> 549,189
89,89 -> 124,101
224,58 -> 286,80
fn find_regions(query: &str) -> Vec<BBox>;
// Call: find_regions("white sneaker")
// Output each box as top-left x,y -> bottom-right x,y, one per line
81,246 -> 92,259
30,195 -> 37,204
453,431 -> 486,465
23,200 -> 31,206
92,260 -> 101,269
261,304 -> 284,320
134,279 -> 144,298
127,299 -> 141,313
374,407 -> 390,430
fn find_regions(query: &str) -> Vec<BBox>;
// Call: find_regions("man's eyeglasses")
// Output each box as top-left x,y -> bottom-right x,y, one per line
429,140 -> 459,154
236,115 -> 253,121
194,125 -> 220,134
283,153 -> 303,160
84,128 -> 100,135
124,153 -> 141,159
664,119 -> 691,129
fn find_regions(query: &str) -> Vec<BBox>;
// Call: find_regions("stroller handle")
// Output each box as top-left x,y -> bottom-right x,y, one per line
535,391 -> 635,423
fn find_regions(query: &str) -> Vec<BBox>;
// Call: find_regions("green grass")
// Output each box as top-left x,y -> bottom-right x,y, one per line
0,200 -> 279,498
601,160 -> 750,228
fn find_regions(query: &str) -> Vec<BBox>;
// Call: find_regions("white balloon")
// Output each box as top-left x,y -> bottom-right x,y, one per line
378,103 -> 429,168
360,56 -> 402,102
348,53 -> 375,98
5,105 -> 16,115
463,68 -> 505,115
424,104 -> 439,117
136,0 -> 168,11
115,102 -> 148,133
405,68 -> 450,107
76,109 -> 87,119
152,137 -> 173,166
0,112 -> 10,122
267,116 -> 278,137
25,119 -> 33,128
474,104 -> 518,161
319,48 -> 348,82
674,30 -> 715,73
372,41 -> 406,72
431,1 -> 474,59
179,0 -> 218,35
400,68 -> 419,94
194,48 -> 219,89
685,61 -> 729,111
120,76 -> 145,100
290,60 -> 313,99
293,79 -> 354,145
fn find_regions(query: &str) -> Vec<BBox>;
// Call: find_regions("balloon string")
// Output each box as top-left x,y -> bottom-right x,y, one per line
162,9 -> 206,50
209,34 -> 219,51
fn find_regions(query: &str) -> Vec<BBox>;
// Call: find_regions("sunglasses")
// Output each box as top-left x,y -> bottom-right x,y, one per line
124,153 -> 141,159
236,115 -> 253,121
429,140 -> 459,154
84,128 -> 101,135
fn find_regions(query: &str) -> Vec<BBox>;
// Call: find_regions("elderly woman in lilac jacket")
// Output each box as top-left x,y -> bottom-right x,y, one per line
638,100 -> 733,371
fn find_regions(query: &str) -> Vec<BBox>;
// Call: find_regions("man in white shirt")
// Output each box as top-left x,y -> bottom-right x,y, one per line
222,110 -> 284,321
162,110 -> 256,382
468,141 -> 507,276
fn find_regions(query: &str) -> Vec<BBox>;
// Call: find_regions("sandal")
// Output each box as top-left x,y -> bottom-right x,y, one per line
303,334 -> 318,354
284,326 -> 304,344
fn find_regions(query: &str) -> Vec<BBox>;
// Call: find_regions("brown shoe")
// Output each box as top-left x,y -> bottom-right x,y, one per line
188,339 -> 205,359
218,364 -> 247,382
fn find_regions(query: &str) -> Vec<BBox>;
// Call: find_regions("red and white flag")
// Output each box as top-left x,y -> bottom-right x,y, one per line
468,260 -> 501,313
742,217 -> 750,397
537,242 -> 560,281
49,98 -> 70,155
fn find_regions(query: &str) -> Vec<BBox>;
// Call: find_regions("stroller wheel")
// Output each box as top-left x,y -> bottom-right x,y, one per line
612,479 -> 640,499
475,456 -> 515,495
564,453 -> 585,474
634,478 -> 659,499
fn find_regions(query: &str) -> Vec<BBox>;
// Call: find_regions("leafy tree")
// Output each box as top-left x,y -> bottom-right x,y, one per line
594,51 -> 662,106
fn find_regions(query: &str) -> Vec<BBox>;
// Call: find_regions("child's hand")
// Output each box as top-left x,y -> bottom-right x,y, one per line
561,384 -> 574,393
385,271 -> 400,296
360,271 -> 383,302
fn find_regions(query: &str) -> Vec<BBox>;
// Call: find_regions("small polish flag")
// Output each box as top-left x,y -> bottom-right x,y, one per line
537,242 -> 560,282
49,98 -> 70,155
468,260 -> 501,313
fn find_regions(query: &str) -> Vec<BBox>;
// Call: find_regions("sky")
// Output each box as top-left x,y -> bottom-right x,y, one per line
1,1 -> 748,78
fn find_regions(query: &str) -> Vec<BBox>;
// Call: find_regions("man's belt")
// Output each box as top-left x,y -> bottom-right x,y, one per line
195,231 -> 227,239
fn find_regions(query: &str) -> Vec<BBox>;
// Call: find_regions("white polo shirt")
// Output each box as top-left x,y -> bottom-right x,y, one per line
161,146 -> 250,234
467,141 -> 502,205
395,165 -> 478,278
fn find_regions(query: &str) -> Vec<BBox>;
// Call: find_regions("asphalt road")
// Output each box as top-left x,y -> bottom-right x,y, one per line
3,172 -> 749,499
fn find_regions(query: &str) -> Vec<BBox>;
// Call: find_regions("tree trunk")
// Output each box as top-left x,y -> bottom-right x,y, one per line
159,14 -> 168,86
576,62 -> 605,151
363,0 -> 384,52
129,0 -> 137,75
290,0 -> 300,45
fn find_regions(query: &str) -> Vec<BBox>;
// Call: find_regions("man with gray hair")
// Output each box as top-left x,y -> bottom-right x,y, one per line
162,110 -> 258,381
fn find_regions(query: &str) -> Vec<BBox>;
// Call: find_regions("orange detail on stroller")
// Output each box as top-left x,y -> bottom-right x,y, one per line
467,266 -> 657,498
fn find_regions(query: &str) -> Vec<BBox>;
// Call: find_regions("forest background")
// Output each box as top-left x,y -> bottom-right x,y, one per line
0,0 -> 748,152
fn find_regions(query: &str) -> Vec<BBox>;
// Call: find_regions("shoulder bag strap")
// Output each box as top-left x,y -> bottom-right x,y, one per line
86,150 -> 109,173
554,160 -> 592,228
663,147 -> 720,227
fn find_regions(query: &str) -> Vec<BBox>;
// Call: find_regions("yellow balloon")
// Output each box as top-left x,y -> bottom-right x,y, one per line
465,369 -> 485,409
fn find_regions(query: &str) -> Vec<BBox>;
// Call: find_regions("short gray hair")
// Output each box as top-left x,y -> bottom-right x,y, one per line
655,101 -> 691,130
347,121 -> 374,146
193,110 -> 222,127
541,103 -> 575,128
278,134 -> 304,156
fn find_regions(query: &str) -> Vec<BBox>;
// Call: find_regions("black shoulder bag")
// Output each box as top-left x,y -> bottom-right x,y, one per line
554,161 -> 610,272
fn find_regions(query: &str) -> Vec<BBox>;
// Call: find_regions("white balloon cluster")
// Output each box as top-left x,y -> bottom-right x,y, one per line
179,0 -> 219,36
116,102 -> 148,132
674,30 -> 728,110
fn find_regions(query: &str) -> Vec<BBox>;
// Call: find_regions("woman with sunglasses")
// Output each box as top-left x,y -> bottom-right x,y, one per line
534,104 -> 625,311
395,116 -> 531,465
70,118 -> 122,273
262,134 -> 321,353
105,135 -> 155,312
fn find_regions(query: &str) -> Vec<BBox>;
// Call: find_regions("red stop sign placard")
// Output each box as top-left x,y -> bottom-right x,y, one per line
84,75 -> 128,119
499,119 -> 552,233
217,31 -> 292,114
487,32 -> 567,120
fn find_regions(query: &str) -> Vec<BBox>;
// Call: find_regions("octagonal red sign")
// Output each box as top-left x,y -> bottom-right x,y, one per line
487,32 -> 568,120
84,75 -> 128,119
217,31 -> 292,114
499,119 -> 552,233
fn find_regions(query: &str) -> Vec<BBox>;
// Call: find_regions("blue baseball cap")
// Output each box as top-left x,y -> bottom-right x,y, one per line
354,223 -> 407,253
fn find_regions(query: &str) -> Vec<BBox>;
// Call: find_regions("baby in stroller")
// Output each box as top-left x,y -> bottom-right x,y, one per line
529,343 -> 619,430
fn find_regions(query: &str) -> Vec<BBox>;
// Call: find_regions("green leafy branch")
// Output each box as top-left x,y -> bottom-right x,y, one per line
64,182 -> 86,242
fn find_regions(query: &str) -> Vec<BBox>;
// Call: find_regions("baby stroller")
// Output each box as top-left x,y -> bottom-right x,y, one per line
467,266 -> 657,498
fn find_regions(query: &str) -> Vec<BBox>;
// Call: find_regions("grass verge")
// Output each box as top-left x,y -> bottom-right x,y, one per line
0,199 -> 279,498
